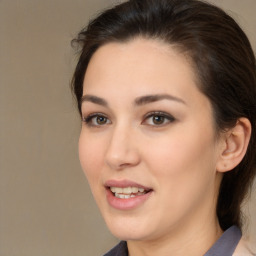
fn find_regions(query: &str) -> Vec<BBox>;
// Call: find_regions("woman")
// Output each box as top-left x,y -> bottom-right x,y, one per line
71,0 -> 256,255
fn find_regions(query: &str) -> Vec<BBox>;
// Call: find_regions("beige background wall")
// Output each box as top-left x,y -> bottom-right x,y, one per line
1,0 -> 255,255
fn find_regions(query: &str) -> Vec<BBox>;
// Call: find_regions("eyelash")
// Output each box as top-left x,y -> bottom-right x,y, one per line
142,111 -> 175,126
82,111 -> 175,127
82,112 -> 110,127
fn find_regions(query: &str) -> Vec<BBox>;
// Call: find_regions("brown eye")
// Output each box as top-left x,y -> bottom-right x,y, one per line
152,115 -> 165,125
96,116 -> 108,125
142,112 -> 175,126
82,113 -> 111,127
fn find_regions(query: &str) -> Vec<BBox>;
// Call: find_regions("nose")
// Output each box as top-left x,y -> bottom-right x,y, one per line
105,125 -> 140,170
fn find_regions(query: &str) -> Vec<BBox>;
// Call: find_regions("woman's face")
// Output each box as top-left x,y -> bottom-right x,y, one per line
79,38 -> 223,241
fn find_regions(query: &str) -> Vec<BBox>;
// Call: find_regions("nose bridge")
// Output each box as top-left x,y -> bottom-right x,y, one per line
105,122 -> 139,170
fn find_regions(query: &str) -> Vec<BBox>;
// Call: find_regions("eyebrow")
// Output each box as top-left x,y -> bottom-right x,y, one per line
80,93 -> 186,107
81,95 -> 108,107
134,94 -> 186,106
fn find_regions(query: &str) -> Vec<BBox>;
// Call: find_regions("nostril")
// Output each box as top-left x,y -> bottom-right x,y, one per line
105,154 -> 140,170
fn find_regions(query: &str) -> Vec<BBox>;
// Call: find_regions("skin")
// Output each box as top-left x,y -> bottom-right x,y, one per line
79,38 -> 226,256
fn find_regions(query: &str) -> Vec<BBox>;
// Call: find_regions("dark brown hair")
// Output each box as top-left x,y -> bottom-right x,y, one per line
71,0 -> 256,231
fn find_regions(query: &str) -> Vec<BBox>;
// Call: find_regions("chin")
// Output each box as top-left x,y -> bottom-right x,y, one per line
102,212 -> 157,241
109,226 -> 152,241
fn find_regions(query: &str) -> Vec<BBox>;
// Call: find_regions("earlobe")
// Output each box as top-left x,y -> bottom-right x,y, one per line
216,118 -> 251,173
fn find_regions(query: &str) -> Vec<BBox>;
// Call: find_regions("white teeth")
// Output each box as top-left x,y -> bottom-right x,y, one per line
110,186 -> 147,199
115,193 -> 136,199
110,186 -> 145,194
132,187 -> 139,193
123,187 -> 132,194
113,187 -> 123,193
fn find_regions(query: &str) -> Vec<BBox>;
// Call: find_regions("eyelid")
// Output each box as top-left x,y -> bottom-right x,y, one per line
82,112 -> 111,127
81,111 -> 175,127
142,111 -> 175,126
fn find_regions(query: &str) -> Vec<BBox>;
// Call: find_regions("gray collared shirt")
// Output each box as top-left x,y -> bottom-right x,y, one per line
104,225 -> 242,256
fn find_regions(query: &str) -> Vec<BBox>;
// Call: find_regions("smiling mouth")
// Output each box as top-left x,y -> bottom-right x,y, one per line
109,186 -> 152,199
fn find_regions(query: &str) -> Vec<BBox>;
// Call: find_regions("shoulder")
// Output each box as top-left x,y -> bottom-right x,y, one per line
233,236 -> 256,256
103,241 -> 128,256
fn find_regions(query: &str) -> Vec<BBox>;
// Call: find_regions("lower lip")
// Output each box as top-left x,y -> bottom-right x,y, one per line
106,189 -> 153,210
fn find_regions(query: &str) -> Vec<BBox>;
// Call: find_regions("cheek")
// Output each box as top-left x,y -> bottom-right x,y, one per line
144,125 -> 217,190
144,129 -> 218,221
78,132 -> 105,186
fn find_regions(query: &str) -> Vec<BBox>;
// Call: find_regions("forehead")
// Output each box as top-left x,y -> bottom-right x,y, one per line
83,38 -> 199,96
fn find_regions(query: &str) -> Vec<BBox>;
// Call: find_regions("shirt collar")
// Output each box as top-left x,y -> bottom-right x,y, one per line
204,225 -> 241,256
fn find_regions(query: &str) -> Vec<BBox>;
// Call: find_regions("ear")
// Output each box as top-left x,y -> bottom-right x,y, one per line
216,118 -> 251,173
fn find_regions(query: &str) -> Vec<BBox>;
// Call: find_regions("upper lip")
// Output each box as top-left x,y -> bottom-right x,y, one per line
104,179 -> 152,191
